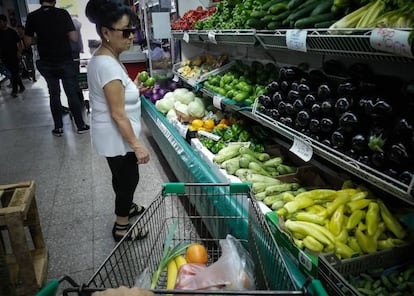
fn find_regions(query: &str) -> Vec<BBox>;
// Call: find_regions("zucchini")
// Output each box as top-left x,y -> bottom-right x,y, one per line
246,18 -> 265,29
294,13 -> 335,28
311,0 -> 333,16
268,2 -> 289,14
261,15 -> 277,23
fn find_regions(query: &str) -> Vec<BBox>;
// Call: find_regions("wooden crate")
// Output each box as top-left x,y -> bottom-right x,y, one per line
0,181 -> 48,296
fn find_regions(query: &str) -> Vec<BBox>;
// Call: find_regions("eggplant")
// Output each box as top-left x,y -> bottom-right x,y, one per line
337,82 -> 357,97
304,94 -> 317,107
344,149 -> 358,160
335,97 -> 353,116
317,84 -> 331,100
277,101 -> 287,114
331,129 -> 347,148
358,80 -> 377,95
293,99 -> 304,112
398,171 -> 413,185
309,118 -> 321,134
309,69 -> 328,86
339,112 -> 359,134
321,100 -> 333,114
298,84 -> 311,98
320,117 -> 335,134
358,155 -> 372,166
285,103 -> 295,115
287,90 -> 300,102
362,97 -> 393,120
279,67 -> 287,80
272,92 -> 284,106
296,110 -> 311,127
284,67 -> 300,81
258,105 -> 267,114
348,63 -> 374,81
267,81 -> 280,94
371,152 -> 387,169
387,143 -> 410,167
280,80 -> 290,93
309,134 -> 320,141
321,139 -> 332,147
267,108 -> 280,120
283,116 -> 293,127
311,103 -> 321,116
291,81 -> 299,91
392,118 -> 413,139
258,94 -> 272,108
352,134 -> 367,154
323,60 -> 348,77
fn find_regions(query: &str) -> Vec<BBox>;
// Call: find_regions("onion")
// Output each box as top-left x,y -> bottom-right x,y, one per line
159,88 -> 169,97
143,89 -> 153,98
151,93 -> 162,103
168,81 -> 178,91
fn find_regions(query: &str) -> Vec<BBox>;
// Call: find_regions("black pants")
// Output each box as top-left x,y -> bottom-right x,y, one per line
106,152 -> 139,217
3,57 -> 24,94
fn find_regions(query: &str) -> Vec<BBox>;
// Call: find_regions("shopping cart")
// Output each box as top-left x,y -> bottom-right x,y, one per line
47,183 -> 323,295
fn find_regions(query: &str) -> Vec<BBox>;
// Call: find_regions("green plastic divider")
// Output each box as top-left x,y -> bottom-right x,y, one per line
229,182 -> 251,194
35,279 -> 59,296
162,182 -> 185,195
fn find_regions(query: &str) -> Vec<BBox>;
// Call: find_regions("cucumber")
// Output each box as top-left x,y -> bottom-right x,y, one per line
314,20 -> 336,28
246,18 -> 264,29
251,10 -> 267,19
286,1 -> 320,24
261,15 -> 277,23
294,13 -> 336,28
288,0 -> 306,10
268,2 -> 289,14
267,21 -> 282,30
262,0 -> 283,11
271,10 -> 291,21
311,0 -> 333,16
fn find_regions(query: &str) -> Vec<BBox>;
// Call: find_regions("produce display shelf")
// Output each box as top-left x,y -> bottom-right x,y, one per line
171,30 -> 202,42
173,29 -> 414,62
172,60 -> 235,87
197,29 -> 258,46
249,106 -> 414,205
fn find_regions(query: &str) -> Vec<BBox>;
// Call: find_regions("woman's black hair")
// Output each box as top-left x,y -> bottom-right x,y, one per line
85,0 -> 136,38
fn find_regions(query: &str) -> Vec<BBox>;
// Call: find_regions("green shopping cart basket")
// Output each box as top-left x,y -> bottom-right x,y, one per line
39,183 -> 327,295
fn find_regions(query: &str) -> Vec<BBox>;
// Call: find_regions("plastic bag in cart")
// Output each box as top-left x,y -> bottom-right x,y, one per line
175,234 -> 256,291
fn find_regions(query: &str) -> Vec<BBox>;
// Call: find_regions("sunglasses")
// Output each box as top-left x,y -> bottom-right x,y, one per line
109,27 -> 136,38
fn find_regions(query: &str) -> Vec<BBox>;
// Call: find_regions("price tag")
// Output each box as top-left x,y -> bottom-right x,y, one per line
208,31 -> 217,44
198,130 -> 221,141
289,137 -> 313,162
370,28 -> 413,58
183,32 -> 190,43
213,95 -> 223,109
286,29 -> 307,52
171,119 -> 188,138
172,75 -> 179,82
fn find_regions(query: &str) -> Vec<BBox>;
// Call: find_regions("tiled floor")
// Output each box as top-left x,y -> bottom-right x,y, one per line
0,74 -> 176,293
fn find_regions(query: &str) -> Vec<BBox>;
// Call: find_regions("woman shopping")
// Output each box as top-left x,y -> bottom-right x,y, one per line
86,0 -> 150,242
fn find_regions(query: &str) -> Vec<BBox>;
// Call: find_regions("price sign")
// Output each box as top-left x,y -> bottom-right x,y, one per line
213,95 -> 223,109
208,31 -> 217,44
172,75 -> 179,82
198,130 -> 221,141
171,119 -> 188,138
183,32 -> 190,43
286,29 -> 307,52
289,137 -> 313,162
370,28 -> 413,58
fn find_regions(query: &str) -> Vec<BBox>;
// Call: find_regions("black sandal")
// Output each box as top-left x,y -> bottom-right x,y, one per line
129,203 -> 145,218
112,222 -> 148,242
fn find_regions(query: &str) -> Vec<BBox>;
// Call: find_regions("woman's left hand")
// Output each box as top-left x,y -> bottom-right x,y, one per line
134,144 -> 150,165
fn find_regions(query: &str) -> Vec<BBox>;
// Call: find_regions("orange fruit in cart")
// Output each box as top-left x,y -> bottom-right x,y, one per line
186,243 -> 208,264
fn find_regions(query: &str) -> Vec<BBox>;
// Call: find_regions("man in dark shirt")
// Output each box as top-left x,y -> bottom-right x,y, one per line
0,14 -> 25,97
24,0 -> 89,137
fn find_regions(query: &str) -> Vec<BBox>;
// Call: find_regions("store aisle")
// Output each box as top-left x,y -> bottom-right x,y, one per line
0,76 -> 176,291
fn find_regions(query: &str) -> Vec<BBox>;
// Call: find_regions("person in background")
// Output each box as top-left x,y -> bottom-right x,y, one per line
24,0 -> 89,137
0,14 -> 25,97
16,25 -> 36,82
85,0 -> 150,242
70,15 -> 86,107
